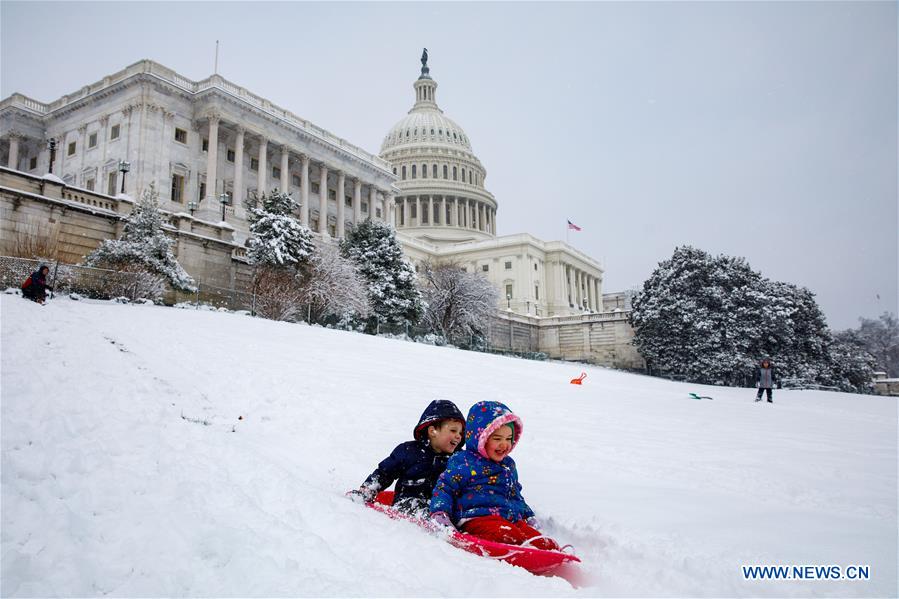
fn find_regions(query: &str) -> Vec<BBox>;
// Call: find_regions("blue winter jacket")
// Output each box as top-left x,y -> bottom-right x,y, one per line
361,400 -> 464,505
429,401 -> 534,524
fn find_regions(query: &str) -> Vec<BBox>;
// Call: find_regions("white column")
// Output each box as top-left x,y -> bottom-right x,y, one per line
233,127 -> 245,216
385,192 -> 395,227
337,171 -> 346,237
280,146 -> 289,194
319,163 -> 329,236
428,196 -> 434,226
257,136 -> 268,197
452,197 -> 458,226
205,115 -> 220,202
7,135 -> 20,170
300,154 -> 310,226
369,185 -> 377,221
402,196 -> 409,227
353,178 -> 362,224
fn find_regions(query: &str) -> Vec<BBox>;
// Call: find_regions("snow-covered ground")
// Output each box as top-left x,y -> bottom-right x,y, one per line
1,295 -> 896,597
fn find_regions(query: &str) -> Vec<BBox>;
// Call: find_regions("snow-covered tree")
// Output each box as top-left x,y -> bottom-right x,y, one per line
246,190 -> 314,271
825,330 -> 877,393
630,246 -> 836,386
300,241 -> 371,324
340,219 -> 423,328
84,183 -> 196,292
419,261 -> 498,343
852,312 -> 899,377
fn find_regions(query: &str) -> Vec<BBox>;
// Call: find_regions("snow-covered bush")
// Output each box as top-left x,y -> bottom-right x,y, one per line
299,241 -> 370,324
418,261 -> 498,345
340,219 -> 423,330
252,268 -> 306,322
84,183 -> 196,293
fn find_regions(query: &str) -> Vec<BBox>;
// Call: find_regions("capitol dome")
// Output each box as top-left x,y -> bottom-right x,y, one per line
380,52 -> 497,245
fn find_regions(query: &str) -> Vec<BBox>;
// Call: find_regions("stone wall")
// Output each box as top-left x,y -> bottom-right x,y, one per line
488,310 -> 645,370
1,167 -> 245,296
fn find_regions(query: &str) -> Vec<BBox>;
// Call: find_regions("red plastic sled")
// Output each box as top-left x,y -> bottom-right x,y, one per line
366,491 -> 581,580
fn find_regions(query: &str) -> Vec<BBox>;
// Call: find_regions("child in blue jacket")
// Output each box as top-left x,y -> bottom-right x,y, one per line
429,400 -> 559,551
350,399 -> 465,515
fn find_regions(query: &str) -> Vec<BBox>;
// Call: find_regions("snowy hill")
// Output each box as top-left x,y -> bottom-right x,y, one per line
1,295 -> 895,597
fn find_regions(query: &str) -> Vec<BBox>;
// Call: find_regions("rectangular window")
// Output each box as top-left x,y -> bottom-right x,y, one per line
88,133 -> 98,148
171,174 -> 184,203
505,261 -> 512,270
67,142 -> 76,156
534,263 -> 538,271
311,182 -> 320,194
29,157 -> 37,170
85,178 -> 95,191
535,286 -> 539,300
292,175 -> 301,187
328,189 -> 336,200
345,196 -> 352,207
376,208 -> 382,218
202,138 -> 209,152
272,166 -> 281,179
410,203 -> 417,218
362,201 -> 368,213
175,128 -> 187,144
110,124 -> 120,140
250,158 -> 258,171
505,284 -> 513,299
107,171 -> 117,195
481,264 -> 489,272
227,149 -> 235,162
198,182 -> 206,201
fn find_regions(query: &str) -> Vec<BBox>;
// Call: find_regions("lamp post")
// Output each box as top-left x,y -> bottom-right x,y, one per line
506,293 -> 511,310
187,201 -> 198,217
219,192 -> 230,221
47,138 -> 57,174
118,159 -> 130,194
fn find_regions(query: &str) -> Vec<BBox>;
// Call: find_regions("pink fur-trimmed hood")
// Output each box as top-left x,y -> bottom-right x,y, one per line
463,401 -> 524,459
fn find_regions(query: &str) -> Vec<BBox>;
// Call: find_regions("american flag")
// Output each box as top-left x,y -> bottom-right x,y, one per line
567,220 -> 582,231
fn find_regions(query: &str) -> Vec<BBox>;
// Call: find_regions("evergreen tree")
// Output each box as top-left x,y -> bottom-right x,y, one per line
246,190 -> 314,271
340,219 -> 423,327
630,246 -> 835,386
84,183 -> 196,292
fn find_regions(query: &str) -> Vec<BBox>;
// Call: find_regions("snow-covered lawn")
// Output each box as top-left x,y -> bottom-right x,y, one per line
1,296 -> 895,597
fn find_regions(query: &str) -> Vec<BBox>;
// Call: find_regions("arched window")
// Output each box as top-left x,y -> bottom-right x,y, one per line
411,165 -> 417,179
432,164 -> 437,178
461,168 -> 466,182
422,164 -> 428,178
443,165 -> 448,179
453,166 -> 458,181
402,166 -> 407,180
431,128 -> 435,135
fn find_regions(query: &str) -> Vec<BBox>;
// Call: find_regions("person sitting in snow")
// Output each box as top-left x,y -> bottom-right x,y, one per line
754,358 -> 778,403
21,264 -> 53,304
429,400 -> 560,551
348,399 -> 465,516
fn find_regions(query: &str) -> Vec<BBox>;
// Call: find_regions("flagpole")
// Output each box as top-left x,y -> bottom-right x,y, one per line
566,221 -> 569,245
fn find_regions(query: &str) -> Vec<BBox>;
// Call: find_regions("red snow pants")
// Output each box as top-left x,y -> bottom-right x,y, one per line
461,515 -> 560,551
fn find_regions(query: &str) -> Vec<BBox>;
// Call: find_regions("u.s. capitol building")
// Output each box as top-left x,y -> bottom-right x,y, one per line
0,54 -> 641,367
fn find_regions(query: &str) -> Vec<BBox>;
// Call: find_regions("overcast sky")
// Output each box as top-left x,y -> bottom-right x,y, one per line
2,1 -> 896,329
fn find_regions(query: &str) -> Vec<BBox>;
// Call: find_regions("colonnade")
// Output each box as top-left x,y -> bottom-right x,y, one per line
204,113 -> 394,238
561,264 -> 602,312
395,195 -> 495,234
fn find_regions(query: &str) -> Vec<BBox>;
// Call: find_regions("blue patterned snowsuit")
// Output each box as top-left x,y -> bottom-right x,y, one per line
429,400 -> 534,525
